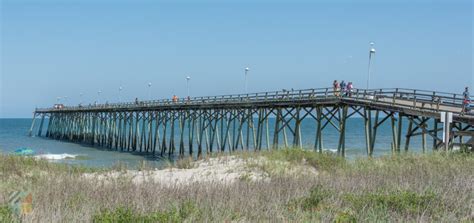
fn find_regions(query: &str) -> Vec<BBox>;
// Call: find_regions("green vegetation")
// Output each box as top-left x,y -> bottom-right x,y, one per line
292,185 -> 331,211
343,189 -> 438,215
333,210 -> 357,223
0,154 -> 102,175
93,201 -> 200,223
0,206 -> 17,223
257,148 -> 346,171
0,150 -> 472,222
173,157 -> 196,169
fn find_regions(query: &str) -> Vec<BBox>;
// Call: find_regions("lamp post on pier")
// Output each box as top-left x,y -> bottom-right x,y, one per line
244,67 -> 250,94
118,86 -> 123,102
186,76 -> 191,98
147,82 -> 152,100
366,42 -> 376,90
79,93 -> 83,105
97,90 -> 102,104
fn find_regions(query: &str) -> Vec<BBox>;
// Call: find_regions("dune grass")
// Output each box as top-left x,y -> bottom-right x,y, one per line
0,149 -> 472,222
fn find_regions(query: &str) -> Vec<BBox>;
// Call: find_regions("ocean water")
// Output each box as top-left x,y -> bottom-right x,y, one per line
0,119 -> 170,168
0,118 -> 428,168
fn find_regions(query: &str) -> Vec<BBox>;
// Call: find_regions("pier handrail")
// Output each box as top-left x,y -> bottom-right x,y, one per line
35,87 -> 473,117
37,87 -> 339,111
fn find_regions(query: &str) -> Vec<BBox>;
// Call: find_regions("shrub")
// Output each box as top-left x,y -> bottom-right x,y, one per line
93,207 -> 136,223
0,206 -> 16,223
175,157 -> 195,169
239,172 -> 252,182
458,145 -> 472,154
177,200 -> 200,220
263,148 -> 345,171
343,190 -> 438,215
93,207 -> 180,223
93,201 -> 200,223
290,185 -> 332,211
334,209 -> 357,223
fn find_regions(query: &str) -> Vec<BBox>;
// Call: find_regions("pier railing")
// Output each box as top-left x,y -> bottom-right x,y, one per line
35,87 -> 472,116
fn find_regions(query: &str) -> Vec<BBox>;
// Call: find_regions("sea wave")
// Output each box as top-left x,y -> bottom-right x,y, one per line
34,153 -> 80,160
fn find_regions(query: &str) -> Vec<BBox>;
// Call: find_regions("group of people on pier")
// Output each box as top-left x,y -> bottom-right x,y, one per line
332,80 -> 354,97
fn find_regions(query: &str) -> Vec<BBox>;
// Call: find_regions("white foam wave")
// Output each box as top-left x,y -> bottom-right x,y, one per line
34,153 -> 79,160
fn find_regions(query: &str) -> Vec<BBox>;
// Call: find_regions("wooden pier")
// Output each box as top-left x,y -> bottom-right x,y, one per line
30,87 -> 474,157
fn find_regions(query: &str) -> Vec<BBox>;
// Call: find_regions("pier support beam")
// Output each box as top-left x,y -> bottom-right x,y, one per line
405,118 -> 413,152
37,114 -> 45,137
364,109 -> 373,156
28,112 -> 38,137
338,106 -> 348,156
390,113 -> 398,153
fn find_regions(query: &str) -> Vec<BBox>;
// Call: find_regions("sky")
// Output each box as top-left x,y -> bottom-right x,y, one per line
0,0 -> 472,118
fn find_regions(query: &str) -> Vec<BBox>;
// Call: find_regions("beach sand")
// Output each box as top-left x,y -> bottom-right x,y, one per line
83,155 -> 318,186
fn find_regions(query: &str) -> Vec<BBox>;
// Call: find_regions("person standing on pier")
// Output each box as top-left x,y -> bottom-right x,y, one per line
463,87 -> 471,114
340,80 -> 346,96
333,80 -> 340,96
347,82 -> 354,97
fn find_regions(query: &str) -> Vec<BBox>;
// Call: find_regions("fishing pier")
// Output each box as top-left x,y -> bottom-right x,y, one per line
30,88 -> 474,157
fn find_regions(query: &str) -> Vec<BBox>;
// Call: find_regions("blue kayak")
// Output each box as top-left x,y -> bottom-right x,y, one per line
13,148 -> 36,156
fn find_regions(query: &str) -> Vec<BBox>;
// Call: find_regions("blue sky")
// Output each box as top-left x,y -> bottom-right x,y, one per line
1,0 -> 472,118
